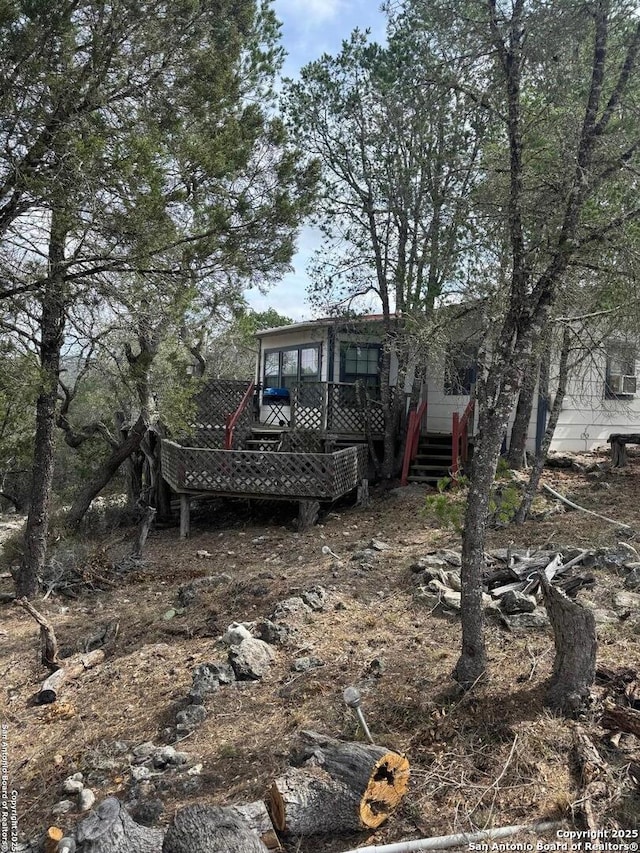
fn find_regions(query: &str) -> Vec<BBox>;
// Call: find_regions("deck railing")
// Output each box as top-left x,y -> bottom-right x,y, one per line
224,381 -> 255,449
451,398 -> 475,478
161,440 -> 367,500
400,400 -> 427,486
289,382 -> 385,434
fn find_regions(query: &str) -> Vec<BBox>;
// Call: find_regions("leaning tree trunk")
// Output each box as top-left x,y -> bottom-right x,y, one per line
515,327 -> 571,524
66,415 -> 147,530
77,798 -> 164,853
506,350 -> 540,468
539,572 -> 596,716
17,207 -> 68,599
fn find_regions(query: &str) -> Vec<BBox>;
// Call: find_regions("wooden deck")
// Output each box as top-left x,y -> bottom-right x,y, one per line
161,439 -> 368,535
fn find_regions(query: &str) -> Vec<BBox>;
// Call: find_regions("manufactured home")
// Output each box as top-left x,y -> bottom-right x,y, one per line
160,313 -> 639,533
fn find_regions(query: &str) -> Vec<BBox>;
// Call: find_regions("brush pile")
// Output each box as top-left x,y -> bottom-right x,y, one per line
482,547 -> 597,601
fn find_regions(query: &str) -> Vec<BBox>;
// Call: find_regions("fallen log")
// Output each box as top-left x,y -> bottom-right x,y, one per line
572,725 -> 611,833
231,801 -> 282,851
163,804 -> 268,853
268,730 -> 410,835
539,572 -> 596,715
38,649 -> 106,704
601,699 -> 640,737
76,797 -> 163,853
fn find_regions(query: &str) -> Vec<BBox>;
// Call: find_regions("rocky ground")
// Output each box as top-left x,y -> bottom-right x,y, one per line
1,450 -> 639,851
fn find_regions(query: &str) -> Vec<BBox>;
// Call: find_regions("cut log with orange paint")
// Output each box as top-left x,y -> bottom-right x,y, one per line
43,826 -> 64,853
268,731 -> 410,836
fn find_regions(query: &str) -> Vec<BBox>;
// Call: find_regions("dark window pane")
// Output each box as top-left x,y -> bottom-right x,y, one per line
282,350 -> 298,376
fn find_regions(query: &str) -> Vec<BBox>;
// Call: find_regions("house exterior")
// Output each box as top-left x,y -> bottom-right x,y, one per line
255,314 -> 640,455
254,315 -> 396,433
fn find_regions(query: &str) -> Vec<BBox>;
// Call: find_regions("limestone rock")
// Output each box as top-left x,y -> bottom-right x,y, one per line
62,777 -> 84,795
228,637 -> 274,680
271,597 -> 311,620
613,589 -> 640,615
507,609 -> 550,629
78,789 -> 96,812
132,742 -> 156,761
301,586 -> 327,612
189,662 -> 234,703
176,703 -> 207,733
222,622 -> 253,645
500,590 -> 536,614
153,746 -> 188,769
369,539 -> 391,551
254,619 -> 290,645
291,656 -> 324,672
131,766 -> 152,782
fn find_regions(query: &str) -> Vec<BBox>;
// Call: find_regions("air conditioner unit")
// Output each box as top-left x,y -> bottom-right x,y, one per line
623,374 -> 637,394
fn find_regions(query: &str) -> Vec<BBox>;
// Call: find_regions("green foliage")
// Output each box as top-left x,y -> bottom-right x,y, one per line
0,350 -> 39,509
423,476 -> 466,531
423,461 -> 522,530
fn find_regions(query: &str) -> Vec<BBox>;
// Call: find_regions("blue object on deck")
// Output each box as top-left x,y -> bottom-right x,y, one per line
263,387 -> 290,403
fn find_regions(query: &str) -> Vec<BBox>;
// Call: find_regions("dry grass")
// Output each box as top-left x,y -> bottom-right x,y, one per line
1,452 -> 639,850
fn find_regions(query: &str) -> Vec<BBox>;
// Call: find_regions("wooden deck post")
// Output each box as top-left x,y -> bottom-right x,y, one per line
180,494 -> 191,539
357,478 -> 370,507
298,500 -> 320,531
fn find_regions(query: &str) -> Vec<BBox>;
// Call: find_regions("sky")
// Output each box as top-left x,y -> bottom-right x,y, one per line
246,0 -> 388,322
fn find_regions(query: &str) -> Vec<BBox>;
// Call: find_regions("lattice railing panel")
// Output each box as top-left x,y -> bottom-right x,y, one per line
326,384 -> 385,434
280,430 -> 326,454
290,384 -> 325,431
161,440 -> 364,500
289,382 -> 385,436
189,379 -> 252,448
332,445 -> 367,494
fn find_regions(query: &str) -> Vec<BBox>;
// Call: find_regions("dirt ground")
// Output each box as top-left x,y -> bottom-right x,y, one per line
1,451 -> 639,851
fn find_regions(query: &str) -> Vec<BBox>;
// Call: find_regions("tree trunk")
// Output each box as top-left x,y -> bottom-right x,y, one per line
506,351 -> 539,468
453,405 -> 506,689
163,804 -> 268,853
17,206 -> 68,598
76,798 -> 163,853
268,730 -> 410,836
539,572 -> 596,715
516,327 -> 571,524
66,415 -> 146,530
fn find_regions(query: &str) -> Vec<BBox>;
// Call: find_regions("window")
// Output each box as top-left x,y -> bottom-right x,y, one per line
444,344 -> 477,395
605,343 -> 637,398
339,343 -> 381,394
263,345 -> 321,390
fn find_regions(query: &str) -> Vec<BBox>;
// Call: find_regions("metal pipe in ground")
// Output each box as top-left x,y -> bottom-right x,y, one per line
339,821 -> 564,853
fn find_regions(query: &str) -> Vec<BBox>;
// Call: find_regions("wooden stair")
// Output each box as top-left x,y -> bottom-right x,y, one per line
243,426 -> 286,452
407,433 -> 453,485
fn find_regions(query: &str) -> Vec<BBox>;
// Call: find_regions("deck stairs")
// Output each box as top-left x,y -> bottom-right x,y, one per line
407,433 -> 454,485
243,425 -> 286,452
